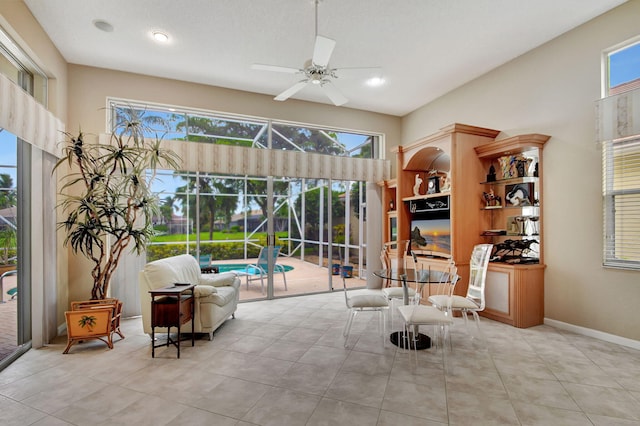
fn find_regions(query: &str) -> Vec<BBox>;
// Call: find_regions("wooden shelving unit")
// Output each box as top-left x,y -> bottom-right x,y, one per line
474,133 -> 550,328
381,127 -> 550,328
388,123 -> 500,297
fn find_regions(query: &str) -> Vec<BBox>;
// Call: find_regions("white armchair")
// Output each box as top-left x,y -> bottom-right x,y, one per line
139,254 -> 240,340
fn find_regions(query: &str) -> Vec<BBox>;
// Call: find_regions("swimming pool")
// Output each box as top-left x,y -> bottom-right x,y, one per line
215,263 -> 294,273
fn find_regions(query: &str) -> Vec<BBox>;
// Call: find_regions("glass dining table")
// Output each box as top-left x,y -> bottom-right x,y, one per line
373,267 -> 450,350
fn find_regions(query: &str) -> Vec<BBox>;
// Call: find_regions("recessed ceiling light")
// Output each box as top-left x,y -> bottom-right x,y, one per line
93,20 -> 113,33
152,31 -> 169,43
366,76 -> 385,87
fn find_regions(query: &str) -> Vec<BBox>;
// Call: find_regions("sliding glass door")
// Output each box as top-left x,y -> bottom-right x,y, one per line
0,129 -> 27,366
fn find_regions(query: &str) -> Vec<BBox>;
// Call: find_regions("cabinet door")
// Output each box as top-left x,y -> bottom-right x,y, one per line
485,269 -> 512,315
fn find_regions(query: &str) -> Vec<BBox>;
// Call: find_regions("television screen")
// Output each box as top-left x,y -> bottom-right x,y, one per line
410,218 -> 451,254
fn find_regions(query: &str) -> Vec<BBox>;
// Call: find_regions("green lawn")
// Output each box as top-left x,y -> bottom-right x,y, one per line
151,230 -> 289,243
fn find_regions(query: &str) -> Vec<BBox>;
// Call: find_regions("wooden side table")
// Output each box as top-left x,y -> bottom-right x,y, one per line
149,284 -> 195,358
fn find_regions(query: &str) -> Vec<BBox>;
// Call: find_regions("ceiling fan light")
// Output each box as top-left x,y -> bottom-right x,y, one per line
366,76 -> 385,87
311,79 -> 322,85
152,31 -> 169,43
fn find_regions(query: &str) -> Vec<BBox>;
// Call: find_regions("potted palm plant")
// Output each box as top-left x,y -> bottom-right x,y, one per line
55,108 -> 180,300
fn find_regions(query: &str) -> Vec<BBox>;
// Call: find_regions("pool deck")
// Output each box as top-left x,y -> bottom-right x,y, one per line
211,257 -> 366,301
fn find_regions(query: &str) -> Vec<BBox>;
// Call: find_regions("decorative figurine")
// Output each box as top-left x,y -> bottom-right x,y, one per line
533,162 -> 539,177
487,164 -> 496,182
440,171 -> 451,192
482,189 -> 501,207
413,173 -> 423,196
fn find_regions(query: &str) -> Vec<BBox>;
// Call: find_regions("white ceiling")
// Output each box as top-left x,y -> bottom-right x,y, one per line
24,0 -> 626,116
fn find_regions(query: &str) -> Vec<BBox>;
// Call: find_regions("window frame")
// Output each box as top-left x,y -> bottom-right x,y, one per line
601,36 -> 640,269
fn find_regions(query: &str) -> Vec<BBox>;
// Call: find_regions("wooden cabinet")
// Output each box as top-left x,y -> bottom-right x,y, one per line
482,263 -> 545,328
474,134 -> 550,327
389,124 -> 500,296
383,126 -> 550,328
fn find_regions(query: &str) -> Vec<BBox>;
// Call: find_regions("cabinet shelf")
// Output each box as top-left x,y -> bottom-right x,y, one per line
402,191 -> 451,202
481,233 -> 540,239
481,176 -> 537,185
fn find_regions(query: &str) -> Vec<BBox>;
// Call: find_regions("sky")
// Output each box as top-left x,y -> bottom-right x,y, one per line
0,131 -> 17,187
610,42 -> 640,87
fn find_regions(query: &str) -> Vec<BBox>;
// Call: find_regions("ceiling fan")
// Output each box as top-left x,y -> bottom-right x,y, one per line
251,0 -> 381,106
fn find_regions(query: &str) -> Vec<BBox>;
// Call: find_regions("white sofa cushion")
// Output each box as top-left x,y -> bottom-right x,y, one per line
198,286 -> 237,307
143,254 -> 201,289
194,285 -> 217,297
199,272 -> 237,287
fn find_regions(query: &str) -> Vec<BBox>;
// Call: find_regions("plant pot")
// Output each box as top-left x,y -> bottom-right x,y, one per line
63,298 -> 124,354
332,264 -> 341,275
63,307 -> 114,354
341,265 -> 353,278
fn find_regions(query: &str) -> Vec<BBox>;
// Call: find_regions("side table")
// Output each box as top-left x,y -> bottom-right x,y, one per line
149,284 -> 195,358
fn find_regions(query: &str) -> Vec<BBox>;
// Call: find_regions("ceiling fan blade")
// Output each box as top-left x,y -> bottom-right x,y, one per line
321,81 -> 348,106
251,63 -> 300,74
274,81 -> 309,101
333,66 -> 382,74
312,35 -> 336,67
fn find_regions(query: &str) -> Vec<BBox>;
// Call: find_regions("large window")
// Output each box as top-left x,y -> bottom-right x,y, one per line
601,38 -> 640,269
110,101 -> 381,299
108,100 -> 378,158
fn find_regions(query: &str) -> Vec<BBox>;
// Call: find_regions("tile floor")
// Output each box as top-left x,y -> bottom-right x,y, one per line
0,291 -> 640,425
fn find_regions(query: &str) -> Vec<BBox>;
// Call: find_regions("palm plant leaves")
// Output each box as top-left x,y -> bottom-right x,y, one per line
54,107 -> 180,299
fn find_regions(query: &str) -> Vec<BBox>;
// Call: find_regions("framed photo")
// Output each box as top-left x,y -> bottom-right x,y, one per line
505,183 -> 534,206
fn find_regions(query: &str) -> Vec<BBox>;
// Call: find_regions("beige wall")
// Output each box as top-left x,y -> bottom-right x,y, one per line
401,0 -> 640,341
0,0 -> 67,121
67,65 -> 401,153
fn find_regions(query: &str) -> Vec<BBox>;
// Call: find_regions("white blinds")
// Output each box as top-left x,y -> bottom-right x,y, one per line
0,72 -> 63,156
142,138 -> 391,182
597,88 -> 640,268
596,88 -> 640,143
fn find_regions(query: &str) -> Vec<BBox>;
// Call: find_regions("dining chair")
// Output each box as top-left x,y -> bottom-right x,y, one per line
428,244 -> 492,338
412,253 -> 455,305
397,273 -> 460,361
340,248 -> 388,348
382,252 -> 417,331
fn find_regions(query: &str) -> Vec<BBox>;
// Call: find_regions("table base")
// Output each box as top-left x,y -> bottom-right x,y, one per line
390,331 -> 431,350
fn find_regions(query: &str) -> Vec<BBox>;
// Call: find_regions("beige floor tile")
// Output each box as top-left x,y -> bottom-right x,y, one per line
166,407 -> 238,426
326,370 -> 388,408
563,382 -> 640,420
446,390 -> 519,425
276,362 -> 339,395
1,291 -> 640,425
0,394 -> 48,425
242,388 -> 321,426
305,398 -> 380,426
52,384 -> 146,426
511,401 -> 591,426
501,374 -> 580,411
296,345 -> 349,368
190,376 -> 273,418
340,350 -> 395,377
382,379 -> 448,423
260,339 -> 313,362
377,409 -> 446,426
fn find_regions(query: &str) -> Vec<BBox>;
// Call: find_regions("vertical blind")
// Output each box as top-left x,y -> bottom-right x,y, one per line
597,88 -> 640,268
